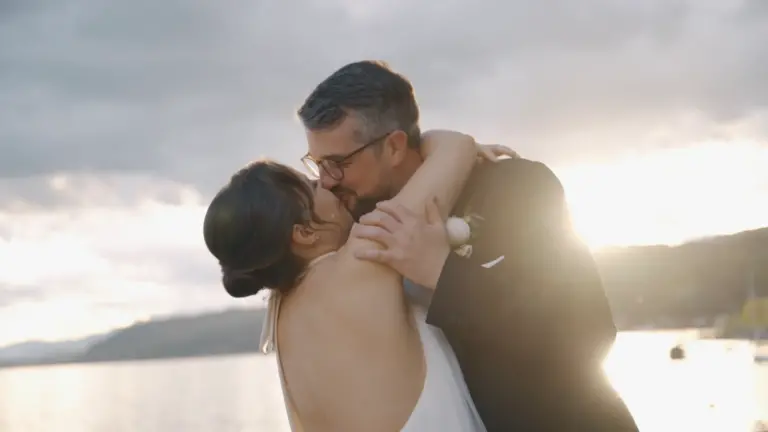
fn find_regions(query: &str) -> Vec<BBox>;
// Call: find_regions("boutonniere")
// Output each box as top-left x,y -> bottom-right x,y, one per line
446,211 -> 484,258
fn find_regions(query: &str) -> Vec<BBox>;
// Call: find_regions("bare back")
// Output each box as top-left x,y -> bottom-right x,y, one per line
273,133 -> 479,431
276,253 -> 425,431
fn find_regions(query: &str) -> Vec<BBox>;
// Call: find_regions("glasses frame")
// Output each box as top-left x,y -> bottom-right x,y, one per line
301,131 -> 393,181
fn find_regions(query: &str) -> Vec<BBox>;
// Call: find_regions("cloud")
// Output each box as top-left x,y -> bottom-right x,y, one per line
0,199 -> 263,345
0,283 -> 47,308
558,140 -> 768,248
2,0 -> 767,189
1,0 -> 768,344
0,173 -> 203,210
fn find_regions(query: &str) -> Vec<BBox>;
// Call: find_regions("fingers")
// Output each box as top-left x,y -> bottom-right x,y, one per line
375,201 -> 415,223
354,248 -> 394,264
477,144 -> 520,162
358,208 -> 401,232
425,197 -> 442,225
351,224 -> 394,246
491,144 -> 519,159
478,145 -> 498,163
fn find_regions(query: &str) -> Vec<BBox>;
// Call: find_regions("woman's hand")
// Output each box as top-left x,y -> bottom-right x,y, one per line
476,144 -> 519,164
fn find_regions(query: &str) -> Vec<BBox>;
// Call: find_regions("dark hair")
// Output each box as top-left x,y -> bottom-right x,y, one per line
203,160 -> 320,298
298,60 -> 421,148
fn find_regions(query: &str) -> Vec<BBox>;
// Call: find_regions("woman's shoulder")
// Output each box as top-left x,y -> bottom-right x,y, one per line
307,245 -> 398,292
288,246 -> 409,330
282,248 -> 369,307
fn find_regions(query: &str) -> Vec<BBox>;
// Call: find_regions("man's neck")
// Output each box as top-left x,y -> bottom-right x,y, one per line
391,149 -> 424,194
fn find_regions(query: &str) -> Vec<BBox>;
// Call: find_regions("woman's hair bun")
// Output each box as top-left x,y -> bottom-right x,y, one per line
204,160 -> 320,299
221,266 -> 267,298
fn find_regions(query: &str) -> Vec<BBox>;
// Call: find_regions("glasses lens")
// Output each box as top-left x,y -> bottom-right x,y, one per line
320,161 -> 343,180
302,158 -> 320,178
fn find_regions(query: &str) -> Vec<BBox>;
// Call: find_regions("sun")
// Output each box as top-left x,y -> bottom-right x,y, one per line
557,141 -> 768,250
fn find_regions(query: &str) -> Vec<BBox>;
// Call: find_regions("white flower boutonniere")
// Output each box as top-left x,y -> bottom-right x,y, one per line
446,212 -> 483,258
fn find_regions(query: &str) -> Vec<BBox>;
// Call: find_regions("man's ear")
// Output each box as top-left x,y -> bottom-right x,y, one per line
384,130 -> 410,166
292,224 -> 317,246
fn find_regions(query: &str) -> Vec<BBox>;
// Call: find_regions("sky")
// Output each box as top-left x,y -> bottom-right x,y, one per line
1,0 -> 767,346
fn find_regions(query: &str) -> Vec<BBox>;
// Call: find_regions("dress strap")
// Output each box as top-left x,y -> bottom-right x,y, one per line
259,291 -> 280,354
259,251 -> 336,355
258,251 -> 337,430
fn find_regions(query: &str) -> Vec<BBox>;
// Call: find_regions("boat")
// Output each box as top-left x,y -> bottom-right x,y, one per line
669,344 -> 686,360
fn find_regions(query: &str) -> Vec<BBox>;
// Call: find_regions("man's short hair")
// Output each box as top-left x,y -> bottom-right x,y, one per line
298,61 -> 421,148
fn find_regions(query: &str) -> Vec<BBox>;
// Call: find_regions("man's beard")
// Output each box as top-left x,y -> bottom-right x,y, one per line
332,186 -> 391,222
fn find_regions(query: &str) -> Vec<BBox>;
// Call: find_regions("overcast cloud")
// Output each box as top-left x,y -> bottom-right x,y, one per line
1,0 -> 767,344
2,0 -> 767,190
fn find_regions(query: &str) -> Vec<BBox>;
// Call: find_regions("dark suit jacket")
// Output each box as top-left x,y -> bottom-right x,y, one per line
427,158 -> 639,431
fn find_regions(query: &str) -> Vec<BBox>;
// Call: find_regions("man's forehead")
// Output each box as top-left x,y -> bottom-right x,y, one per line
305,116 -> 362,159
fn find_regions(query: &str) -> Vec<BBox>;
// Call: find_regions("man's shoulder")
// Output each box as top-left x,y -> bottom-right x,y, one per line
476,157 -> 562,190
456,158 -> 563,212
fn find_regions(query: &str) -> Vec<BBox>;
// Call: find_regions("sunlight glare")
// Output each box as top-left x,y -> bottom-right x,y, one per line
559,141 -> 768,249
0,201 -> 222,346
604,331 -> 760,431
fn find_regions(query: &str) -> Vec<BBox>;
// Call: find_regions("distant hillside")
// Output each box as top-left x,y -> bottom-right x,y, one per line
1,227 -> 765,369
0,309 -> 265,369
0,334 -> 107,363
82,308 -> 266,362
596,227 -> 768,328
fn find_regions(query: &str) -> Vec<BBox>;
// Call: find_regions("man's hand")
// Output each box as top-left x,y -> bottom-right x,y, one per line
352,199 -> 451,289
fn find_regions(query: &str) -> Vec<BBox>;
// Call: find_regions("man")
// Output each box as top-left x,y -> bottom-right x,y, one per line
298,60 -> 638,431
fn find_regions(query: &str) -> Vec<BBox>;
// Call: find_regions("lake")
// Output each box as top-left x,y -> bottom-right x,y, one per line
0,331 -> 766,432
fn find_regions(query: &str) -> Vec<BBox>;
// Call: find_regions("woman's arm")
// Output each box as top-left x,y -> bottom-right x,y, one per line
393,130 -> 478,218
323,130 -> 478,298
344,130 -> 477,257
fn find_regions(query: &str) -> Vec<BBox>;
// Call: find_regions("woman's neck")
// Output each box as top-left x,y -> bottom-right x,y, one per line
298,243 -> 339,266
288,247 -> 337,297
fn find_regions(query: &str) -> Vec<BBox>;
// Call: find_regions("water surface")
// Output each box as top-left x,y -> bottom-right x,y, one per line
0,331 -> 765,432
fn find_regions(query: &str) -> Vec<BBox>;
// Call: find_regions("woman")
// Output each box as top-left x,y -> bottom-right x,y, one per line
203,131 -> 513,431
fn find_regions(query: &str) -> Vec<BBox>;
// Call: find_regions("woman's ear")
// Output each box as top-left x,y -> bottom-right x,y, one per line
292,224 -> 318,246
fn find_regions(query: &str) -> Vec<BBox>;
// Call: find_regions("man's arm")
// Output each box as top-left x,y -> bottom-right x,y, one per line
426,158 -> 617,363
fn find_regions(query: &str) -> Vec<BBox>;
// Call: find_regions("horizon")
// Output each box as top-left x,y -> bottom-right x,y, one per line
2,209 -> 765,350
2,1 -> 768,347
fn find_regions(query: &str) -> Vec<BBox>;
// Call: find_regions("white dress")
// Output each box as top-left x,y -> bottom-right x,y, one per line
259,255 -> 486,432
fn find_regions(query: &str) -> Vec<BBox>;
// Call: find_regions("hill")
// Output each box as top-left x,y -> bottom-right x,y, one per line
0,309 -> 266,369
0,334 -> 107,363
81,308 -> 265,362
1,227 -> 765,369
596,227 -> 768,328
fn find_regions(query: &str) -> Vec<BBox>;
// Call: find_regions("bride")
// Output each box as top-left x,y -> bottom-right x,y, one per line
203,130 -> 513,431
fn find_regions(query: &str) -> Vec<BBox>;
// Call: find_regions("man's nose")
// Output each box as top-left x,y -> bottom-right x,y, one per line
319,171 -> 339,190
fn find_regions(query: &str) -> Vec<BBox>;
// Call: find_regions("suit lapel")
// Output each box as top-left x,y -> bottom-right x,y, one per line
452,164 -> 502,265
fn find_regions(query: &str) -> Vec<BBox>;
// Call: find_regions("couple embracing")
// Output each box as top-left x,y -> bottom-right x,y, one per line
203,61 -> 639,431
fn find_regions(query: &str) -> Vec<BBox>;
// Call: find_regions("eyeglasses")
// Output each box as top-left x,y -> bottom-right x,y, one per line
301,131 -> 392,181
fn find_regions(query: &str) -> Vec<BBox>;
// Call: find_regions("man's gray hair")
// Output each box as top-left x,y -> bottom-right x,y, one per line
298,61 -> 421,148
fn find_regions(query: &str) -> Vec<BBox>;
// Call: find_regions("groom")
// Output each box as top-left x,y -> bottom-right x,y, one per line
298,61 -> 638,431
